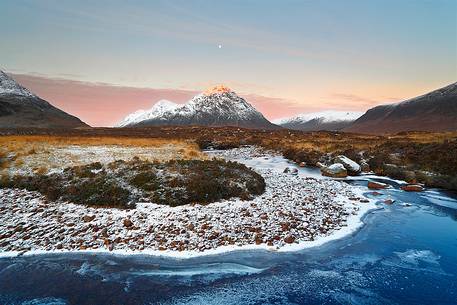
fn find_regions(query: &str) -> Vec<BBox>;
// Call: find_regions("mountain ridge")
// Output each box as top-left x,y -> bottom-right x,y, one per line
0,71 -> 89,129
275,110 -> 363,131
344,82 -> 457,134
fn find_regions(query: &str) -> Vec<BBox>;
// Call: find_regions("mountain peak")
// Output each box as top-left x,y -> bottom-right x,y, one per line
203,85 -> 232,96
0,70 -> 36,97
116,99 -> 180,127
118,88 -> 279,129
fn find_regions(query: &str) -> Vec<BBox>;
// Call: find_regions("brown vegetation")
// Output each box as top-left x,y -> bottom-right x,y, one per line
0,158 -> 265,208
1,127 -> 456,190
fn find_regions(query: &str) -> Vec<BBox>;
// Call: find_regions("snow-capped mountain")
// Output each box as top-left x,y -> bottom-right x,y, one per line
274,110 -> 363,131
116,100 -> 180,127
120,85 -> 279,129
0,70 -> 88,128
345,82 -> 457,134
0,71 -> 36,97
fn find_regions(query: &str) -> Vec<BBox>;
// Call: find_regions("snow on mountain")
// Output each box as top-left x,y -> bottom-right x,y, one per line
274,111 -> 363,125
0,71 -> 36,97
274,110 -> 363,131
119,85 -> 279,129
116,100 -> 180,127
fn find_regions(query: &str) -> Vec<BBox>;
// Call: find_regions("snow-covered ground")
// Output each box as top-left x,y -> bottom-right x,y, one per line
2,143 -> 204,176
0,146 -> 376,258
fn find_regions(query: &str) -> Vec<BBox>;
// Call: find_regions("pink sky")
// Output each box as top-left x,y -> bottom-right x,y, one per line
11,73 -> 314,127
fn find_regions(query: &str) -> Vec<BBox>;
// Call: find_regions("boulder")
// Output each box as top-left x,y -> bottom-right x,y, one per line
335,155 -> 361,174
291,168 -> 298,175
283,167 -> 290,173
401,184 -> 424,192
299,162 -> 306,167
367,181 -> 388,190
321,163 -> 348,178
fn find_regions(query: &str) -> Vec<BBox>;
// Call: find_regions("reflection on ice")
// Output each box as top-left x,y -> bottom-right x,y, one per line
132,262 -> 266,277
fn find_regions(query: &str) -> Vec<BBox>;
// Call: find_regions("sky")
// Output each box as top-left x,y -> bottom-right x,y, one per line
1,0 -> 456,126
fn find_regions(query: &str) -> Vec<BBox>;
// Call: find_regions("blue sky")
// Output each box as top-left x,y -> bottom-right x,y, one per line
1,0 -> 456,123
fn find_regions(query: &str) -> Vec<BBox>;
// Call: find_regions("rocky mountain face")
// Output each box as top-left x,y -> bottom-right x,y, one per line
0,71 -> 88,128
120,85 -> 279,129
344,82 -> 457,134
275,111 -> 363,131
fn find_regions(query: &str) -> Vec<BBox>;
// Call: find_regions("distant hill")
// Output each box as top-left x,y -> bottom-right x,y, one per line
274,111 -> 363,131
119,85 -> 279,130
0,71 -> 89,129
345,82 -> 457,134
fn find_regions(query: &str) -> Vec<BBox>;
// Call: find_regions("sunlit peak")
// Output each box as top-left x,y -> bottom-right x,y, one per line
203,85 -> 232,95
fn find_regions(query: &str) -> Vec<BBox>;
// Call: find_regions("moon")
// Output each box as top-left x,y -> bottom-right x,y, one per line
218,44 -> 222,49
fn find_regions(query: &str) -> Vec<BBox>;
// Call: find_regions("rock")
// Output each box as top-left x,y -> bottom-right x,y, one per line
321,163 -> 347,178
360,161 -> 370,172
291,168 -> 298,175
384,199 -> 395,205
284,235 -> 295,244
100,228 -> 109,238
82,215 -> 95,222
368,181 -> 388,190
369,191 -> 382,196
123,218 -> 134,228
299,162 -> 306,167
401,184 -> 424,192
335,155 -> 361,174
283,167 -> 290,173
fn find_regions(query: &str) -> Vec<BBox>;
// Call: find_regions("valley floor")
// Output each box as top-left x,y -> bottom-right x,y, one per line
0,147 -> 375,258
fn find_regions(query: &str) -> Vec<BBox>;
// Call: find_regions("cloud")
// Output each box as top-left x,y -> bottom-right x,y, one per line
9,73 -> 304,127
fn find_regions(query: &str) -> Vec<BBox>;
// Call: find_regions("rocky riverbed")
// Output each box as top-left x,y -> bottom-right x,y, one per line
0,147 -> 374,257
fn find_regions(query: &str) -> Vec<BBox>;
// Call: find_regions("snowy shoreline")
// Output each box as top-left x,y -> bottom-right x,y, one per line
0,147 -> 377,259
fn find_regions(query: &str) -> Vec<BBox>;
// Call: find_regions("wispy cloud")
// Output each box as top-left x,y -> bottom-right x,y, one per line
329,93 -> 399,109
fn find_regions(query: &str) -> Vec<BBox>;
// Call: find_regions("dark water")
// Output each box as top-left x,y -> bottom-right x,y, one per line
1,175 -> 457,304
